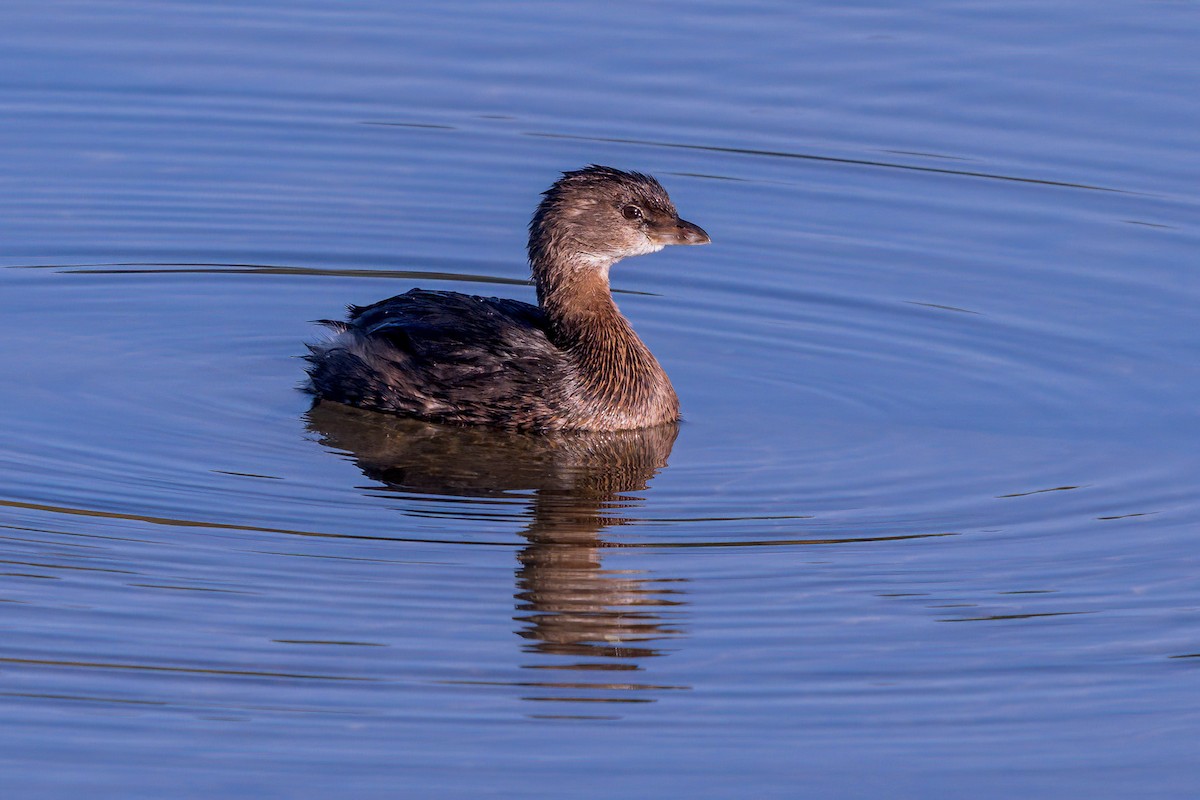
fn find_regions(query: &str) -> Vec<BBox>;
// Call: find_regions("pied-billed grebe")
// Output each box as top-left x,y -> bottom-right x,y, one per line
305,165 -> 709,431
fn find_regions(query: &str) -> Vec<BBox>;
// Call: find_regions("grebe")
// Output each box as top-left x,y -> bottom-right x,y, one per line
305,165 -> 709,431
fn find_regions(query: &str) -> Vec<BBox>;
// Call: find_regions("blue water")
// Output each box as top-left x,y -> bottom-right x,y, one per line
2,1 -> 1198,797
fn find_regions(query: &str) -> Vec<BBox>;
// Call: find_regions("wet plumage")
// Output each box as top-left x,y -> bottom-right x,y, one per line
305,165 -> 710,431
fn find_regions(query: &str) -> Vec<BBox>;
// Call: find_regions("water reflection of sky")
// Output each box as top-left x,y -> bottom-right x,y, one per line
1,1 -> 1199,797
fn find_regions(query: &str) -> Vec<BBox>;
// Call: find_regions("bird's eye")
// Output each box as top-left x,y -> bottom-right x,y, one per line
622,204 -> 644,221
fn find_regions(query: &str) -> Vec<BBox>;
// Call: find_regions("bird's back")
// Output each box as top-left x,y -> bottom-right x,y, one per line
305,289 -> 575,429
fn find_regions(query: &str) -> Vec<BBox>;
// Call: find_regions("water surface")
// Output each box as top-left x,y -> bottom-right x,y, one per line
2,1 -> 1199,797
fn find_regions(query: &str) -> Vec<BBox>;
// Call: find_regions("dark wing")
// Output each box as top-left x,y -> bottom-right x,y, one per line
306,289 -> 572,428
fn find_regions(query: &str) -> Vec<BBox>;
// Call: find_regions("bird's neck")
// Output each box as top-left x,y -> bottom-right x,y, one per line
536,258 -> 638,352
533,254 -> 674,415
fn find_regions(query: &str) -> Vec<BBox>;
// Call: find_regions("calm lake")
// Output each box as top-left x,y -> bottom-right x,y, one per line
2,1 -> 1198,797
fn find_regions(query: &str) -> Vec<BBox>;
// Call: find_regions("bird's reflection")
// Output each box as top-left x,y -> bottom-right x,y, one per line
305,402 -> 689,709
